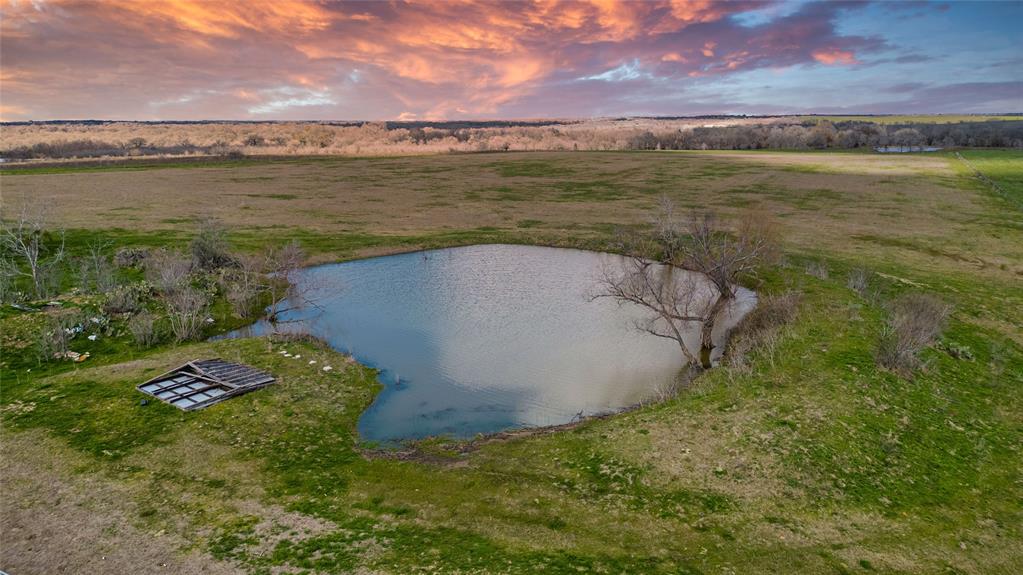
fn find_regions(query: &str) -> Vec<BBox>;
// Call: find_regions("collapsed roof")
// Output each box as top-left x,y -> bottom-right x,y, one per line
137,359 -> 275,411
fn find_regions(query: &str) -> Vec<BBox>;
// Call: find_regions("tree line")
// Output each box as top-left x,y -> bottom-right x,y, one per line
625,120 -> 1023,151
3,119 -> 1020,161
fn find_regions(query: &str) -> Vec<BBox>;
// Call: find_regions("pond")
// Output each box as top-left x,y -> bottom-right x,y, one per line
226,244 -> 756,443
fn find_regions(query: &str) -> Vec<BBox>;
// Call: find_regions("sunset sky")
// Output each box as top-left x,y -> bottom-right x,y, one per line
1,0 -> 1020,121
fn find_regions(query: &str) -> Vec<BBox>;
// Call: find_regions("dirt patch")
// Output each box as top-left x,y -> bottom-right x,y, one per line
0,430 -> 245,575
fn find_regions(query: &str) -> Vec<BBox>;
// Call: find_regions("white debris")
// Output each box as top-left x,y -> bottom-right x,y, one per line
308,360 -> 317,364
87,334 -> 98,341
293,355 -> 301,359
283,353 -> 292,357
322,366 -> 333,372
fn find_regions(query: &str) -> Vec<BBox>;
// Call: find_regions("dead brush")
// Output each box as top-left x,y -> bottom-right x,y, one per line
846,267 -> 870,297
144,249 -> 192,294
37,310 -> 87,363
724,290 -> 802,374
128,310 -> 160,348
876,293 -> 951,375
647,365 -> 701,403
165,287 -> 208,342
804,260 -> 829,280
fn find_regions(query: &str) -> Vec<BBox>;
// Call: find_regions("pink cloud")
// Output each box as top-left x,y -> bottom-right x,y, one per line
0,0 -> 887,120
812,48 -> 858,65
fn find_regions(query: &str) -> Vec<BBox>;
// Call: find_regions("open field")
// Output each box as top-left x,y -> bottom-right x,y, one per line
797,115 -> 1022,124
2,149 -> 1022,574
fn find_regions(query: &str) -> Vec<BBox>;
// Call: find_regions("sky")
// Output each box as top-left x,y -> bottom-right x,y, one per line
1,0 -> 1021,121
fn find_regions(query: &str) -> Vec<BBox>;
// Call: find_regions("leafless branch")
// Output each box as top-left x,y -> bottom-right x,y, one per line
597,197 -> 780,368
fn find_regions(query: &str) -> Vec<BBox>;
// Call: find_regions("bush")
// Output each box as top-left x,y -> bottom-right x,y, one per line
876,293 -> 951,374
114,247 -> 149,268
103,281 -> 153,314
145,250 -> 192,294
0,263 -> 19,304
128,310 -> 160,348
166,287 -> 208,342
76,249 -> 117,295
804,260 -> 829,280
190,218 -> 236,270
938,340 -> 974,361
725,290 -> 801,372
37,310 -> 87,362
847,267 -> 869,297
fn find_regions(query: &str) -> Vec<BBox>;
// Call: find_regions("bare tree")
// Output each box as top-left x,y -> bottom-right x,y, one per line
166,286 -> 208,342
598,198 -> 778,369
221,252 -> 264,318
681,209 -> 778,367
0,202 -> 66,299
261,240 -> 309,324
77,239 -> 117,294
597,257 -> 707,366
145,249 -> 192,294
128,310 -> 160,348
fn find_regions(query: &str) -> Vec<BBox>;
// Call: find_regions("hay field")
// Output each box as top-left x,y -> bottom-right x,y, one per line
4,150 -> 1019,283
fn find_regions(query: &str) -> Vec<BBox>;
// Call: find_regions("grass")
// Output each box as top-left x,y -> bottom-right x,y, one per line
953,149 -> 1023,207
2,149 -> 1022,573
0,155 -> 287,175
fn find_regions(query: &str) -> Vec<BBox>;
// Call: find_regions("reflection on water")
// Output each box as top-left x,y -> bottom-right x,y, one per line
225,244 -> 755,443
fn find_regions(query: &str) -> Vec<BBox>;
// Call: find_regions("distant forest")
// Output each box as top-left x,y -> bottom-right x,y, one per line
2,117 -> 1021,161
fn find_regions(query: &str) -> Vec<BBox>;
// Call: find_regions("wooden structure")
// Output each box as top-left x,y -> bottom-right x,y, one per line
137,359 -> 275,411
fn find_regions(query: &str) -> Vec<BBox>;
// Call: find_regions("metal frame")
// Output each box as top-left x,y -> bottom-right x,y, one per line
137,358 -> 275,411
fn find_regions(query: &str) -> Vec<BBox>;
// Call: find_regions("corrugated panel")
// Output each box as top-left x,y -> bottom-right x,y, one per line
137,359 -> 275,411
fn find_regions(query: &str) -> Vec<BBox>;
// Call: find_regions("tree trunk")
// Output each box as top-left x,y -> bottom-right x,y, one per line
699,292 -> 732,369
699,338 -> 713,369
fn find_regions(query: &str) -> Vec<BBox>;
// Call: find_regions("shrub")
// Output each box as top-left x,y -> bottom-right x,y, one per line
166,287 -> 208,342
190,218 -> 236,270
876,293 -> 951,374
725,290 -> 802,372
938,340 -> 974,361
114,247 -> 149,268
0,262 -> 19,304
804,260 -> 829,280
847,267 -> 869,297
128,310 -> 161,348
103,281 -> 153,314
76,247 -> 117,295
145,250 -> 192,294
37,310 -> 87,362
222,272 -> 261,319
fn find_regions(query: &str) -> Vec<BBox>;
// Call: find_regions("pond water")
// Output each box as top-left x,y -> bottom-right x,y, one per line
226,244 -> 755,443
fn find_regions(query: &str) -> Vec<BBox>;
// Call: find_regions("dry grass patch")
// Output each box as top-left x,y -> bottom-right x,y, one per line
0,430 -> 245,575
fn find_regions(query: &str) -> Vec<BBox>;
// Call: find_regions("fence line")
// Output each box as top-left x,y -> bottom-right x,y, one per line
954,151 -> 1019,209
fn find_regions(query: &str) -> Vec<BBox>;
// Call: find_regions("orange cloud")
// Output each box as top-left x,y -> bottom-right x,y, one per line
0,103 -> 29,121
1,0 -> 891,120
103,0 -> 334,38
652,0 -> 732,33
812,48 -> 857,65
